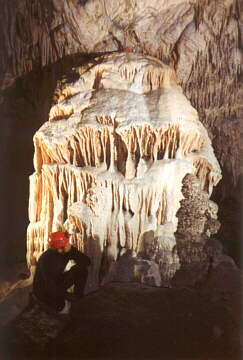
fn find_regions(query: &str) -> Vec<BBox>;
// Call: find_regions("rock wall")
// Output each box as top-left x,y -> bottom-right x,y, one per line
1,0 -> 241,132
27,53 -> 221,290
0,0 -> 241,268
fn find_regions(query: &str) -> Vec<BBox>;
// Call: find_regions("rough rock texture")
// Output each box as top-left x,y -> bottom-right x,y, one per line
1,281 -> 241,360
0,0 -> 241,270
0,264 -> 30,328
0,0 -> 241,144
0,282 -> 31,328
172,174 -> 237,288
0,263 -> 29,302
1,300 -> 67,359
0,1 -> 241,119
27,53 -> 221,290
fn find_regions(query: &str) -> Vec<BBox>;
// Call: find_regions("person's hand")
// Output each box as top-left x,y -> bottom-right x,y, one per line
64,243 -> 72,253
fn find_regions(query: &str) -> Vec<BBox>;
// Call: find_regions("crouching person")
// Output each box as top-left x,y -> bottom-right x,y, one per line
32,231 -> 91,313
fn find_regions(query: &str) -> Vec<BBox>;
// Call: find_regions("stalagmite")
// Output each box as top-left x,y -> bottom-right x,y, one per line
27,53 -> 221,291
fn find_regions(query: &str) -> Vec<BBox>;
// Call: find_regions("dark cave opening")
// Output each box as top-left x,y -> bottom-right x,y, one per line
0,53 -> 112,273
212,172 -> 242,268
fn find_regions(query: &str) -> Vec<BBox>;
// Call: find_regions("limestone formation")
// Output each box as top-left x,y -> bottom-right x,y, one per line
27,53 -> 221,290
1,0 -> 240,145
0,0 -> 240,273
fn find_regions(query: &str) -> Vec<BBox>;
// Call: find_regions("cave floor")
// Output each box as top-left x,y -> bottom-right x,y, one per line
1,273 -> 241,360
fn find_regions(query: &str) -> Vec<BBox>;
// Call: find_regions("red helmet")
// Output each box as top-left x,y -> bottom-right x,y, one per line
48,231 -> 70,249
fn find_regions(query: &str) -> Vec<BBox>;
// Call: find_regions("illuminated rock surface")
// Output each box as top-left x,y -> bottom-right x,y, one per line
0,0 -> 240,274
27,53 -> 221,289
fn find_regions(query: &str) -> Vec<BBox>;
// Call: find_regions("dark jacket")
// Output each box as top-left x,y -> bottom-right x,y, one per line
33,246 -> 91,310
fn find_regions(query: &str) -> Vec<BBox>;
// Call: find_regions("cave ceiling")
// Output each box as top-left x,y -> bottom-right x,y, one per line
0,0 -> 242,182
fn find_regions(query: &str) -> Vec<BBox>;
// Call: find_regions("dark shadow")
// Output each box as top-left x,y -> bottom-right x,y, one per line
0,51 -> 118,274
212,172 -> 242,268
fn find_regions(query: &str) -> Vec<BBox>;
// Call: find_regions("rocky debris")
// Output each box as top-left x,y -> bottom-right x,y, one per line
0,283 -> 31,328
102,249 -> 162,287
1,281 -> 241,360
0,262 -> 32,328
1,300 -> 68,360
26,53 -> 221,290
0,263 -> 30,301
202,261 -> 242,357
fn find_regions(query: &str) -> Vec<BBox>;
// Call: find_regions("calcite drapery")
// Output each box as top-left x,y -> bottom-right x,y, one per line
27,53 -> 221,290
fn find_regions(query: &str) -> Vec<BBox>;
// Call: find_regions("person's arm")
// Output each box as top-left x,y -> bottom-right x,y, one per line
69,246 -> 91,267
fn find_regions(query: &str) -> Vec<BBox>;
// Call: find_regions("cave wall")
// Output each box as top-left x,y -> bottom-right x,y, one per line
0,68 -> 55,268
0,0 -> 241,269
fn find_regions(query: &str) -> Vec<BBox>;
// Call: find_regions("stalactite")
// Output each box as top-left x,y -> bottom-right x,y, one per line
27,53 -> 221,289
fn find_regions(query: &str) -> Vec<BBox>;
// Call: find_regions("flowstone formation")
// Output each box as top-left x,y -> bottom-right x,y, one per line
27,53 -> 221,290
